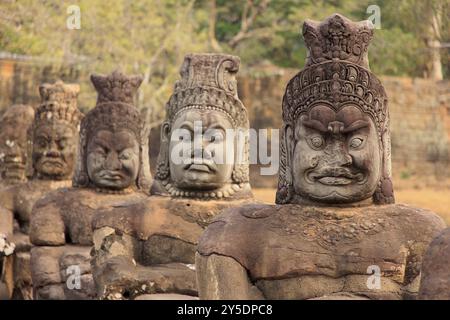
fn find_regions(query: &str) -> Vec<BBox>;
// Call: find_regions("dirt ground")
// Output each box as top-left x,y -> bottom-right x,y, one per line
253,188 -> 450,226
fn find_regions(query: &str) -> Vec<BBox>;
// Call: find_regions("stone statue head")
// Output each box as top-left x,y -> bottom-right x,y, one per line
28,80 -> 83,180
152,53 -> 251,200
72,71 -> 151,193
0,104 -> 35,183
276,14 -> 394,205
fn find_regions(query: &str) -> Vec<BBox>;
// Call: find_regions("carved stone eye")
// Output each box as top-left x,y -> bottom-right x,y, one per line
37,139 -> 47,148
92,147 -> 106,157
350,137 -> 363,149
120,151 -> 131,160
310,136 -> 324,149
58,139 -> 68,149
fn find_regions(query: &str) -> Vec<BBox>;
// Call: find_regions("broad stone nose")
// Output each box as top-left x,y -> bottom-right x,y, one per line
104,151 -> 122,170
5,141 -> 21,158
325,140 -> 352,167
45,141 -> 61,157
327,121 -> 345,135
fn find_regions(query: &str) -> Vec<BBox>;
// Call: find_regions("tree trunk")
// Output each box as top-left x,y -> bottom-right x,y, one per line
208,0 -> 222,52
424,2 -> 443,80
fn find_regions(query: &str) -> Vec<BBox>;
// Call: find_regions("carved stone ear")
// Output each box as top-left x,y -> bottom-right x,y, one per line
136,123 -> 152,191
231,128 -> 249,184
373,120 -> 395,204
161,121 -> 170,143
155,121 -> 171,181
373,177 -> 394,204
25,125 -> 35,179
72,124 -> 90,187
276,123 -> 294,204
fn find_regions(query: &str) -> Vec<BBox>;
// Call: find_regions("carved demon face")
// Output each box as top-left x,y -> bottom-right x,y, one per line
86,129 -> 139,190
0,118 -> 29,182
291,104 -> 381,203
167,108 -> 234,190
32,122 -> 77,180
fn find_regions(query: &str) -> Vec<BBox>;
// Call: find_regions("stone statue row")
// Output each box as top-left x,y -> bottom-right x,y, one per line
0,14 -> 448,300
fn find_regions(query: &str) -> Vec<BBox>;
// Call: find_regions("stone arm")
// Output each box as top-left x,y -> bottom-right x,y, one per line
0,188 -> 15,237
91,226 -> 140,299
92,227 -> 198,299
418,228 -> 450,300
29,198 -> 65,246
14,189 -> 46,234
400,215 -> 447,299
0,206 -> 14,237
195,252 -> 265,300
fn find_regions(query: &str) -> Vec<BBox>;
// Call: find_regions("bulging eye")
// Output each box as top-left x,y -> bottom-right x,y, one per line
93,148 -> 106,158
209,134 -> 223,143
58,139 -> 68,149
309,136 -> 324,149
349,137 -> 364,149
37,139 -> 47,148
120,151 -> 132,160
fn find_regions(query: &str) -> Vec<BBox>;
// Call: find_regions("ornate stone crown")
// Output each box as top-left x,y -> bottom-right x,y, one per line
35,80 -> 83,127
276,14 -> 394,205
73,71 -> 151,191
165,53 -> 248,129
27,80 -> 82,178
303,13 -> 373,68
282,14 -> 388,134
0,104 -> 35,129
153,53 -> 251,199
84,71 -> 144,142
91,70 -> 143,106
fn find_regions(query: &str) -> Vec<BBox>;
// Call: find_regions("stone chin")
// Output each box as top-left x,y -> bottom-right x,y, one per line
94,178 -> 128,190
35,160 -> 70,179
2,164 -> 26,180
304,191 -> 355,203
174,171 -> 224,191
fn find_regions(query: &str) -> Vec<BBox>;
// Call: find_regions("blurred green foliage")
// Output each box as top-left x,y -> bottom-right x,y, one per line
0,0 -> 448,121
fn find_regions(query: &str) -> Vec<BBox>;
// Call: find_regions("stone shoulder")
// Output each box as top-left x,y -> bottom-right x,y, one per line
386,204 -> 446,243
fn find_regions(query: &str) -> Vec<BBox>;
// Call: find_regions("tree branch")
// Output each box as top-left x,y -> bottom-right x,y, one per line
228,0 -> 270,48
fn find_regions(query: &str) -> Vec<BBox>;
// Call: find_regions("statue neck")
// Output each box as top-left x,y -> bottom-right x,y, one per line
289,194 -> 374,207
93,186 -> 134,195
152,179 -> 252,200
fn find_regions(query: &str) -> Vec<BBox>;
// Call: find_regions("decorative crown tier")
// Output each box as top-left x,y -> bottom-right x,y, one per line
35,80 -> 82,126
84,71 -> 144,140
282,61 -> 388,132
303,13 -> 374,69
283,14 -> 387,133
91,70 -> 143,105
166,53 -> 248,128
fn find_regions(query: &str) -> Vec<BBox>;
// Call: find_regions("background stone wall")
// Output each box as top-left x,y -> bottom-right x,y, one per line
238,67 -> 450,188
1,57 -> 449,188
